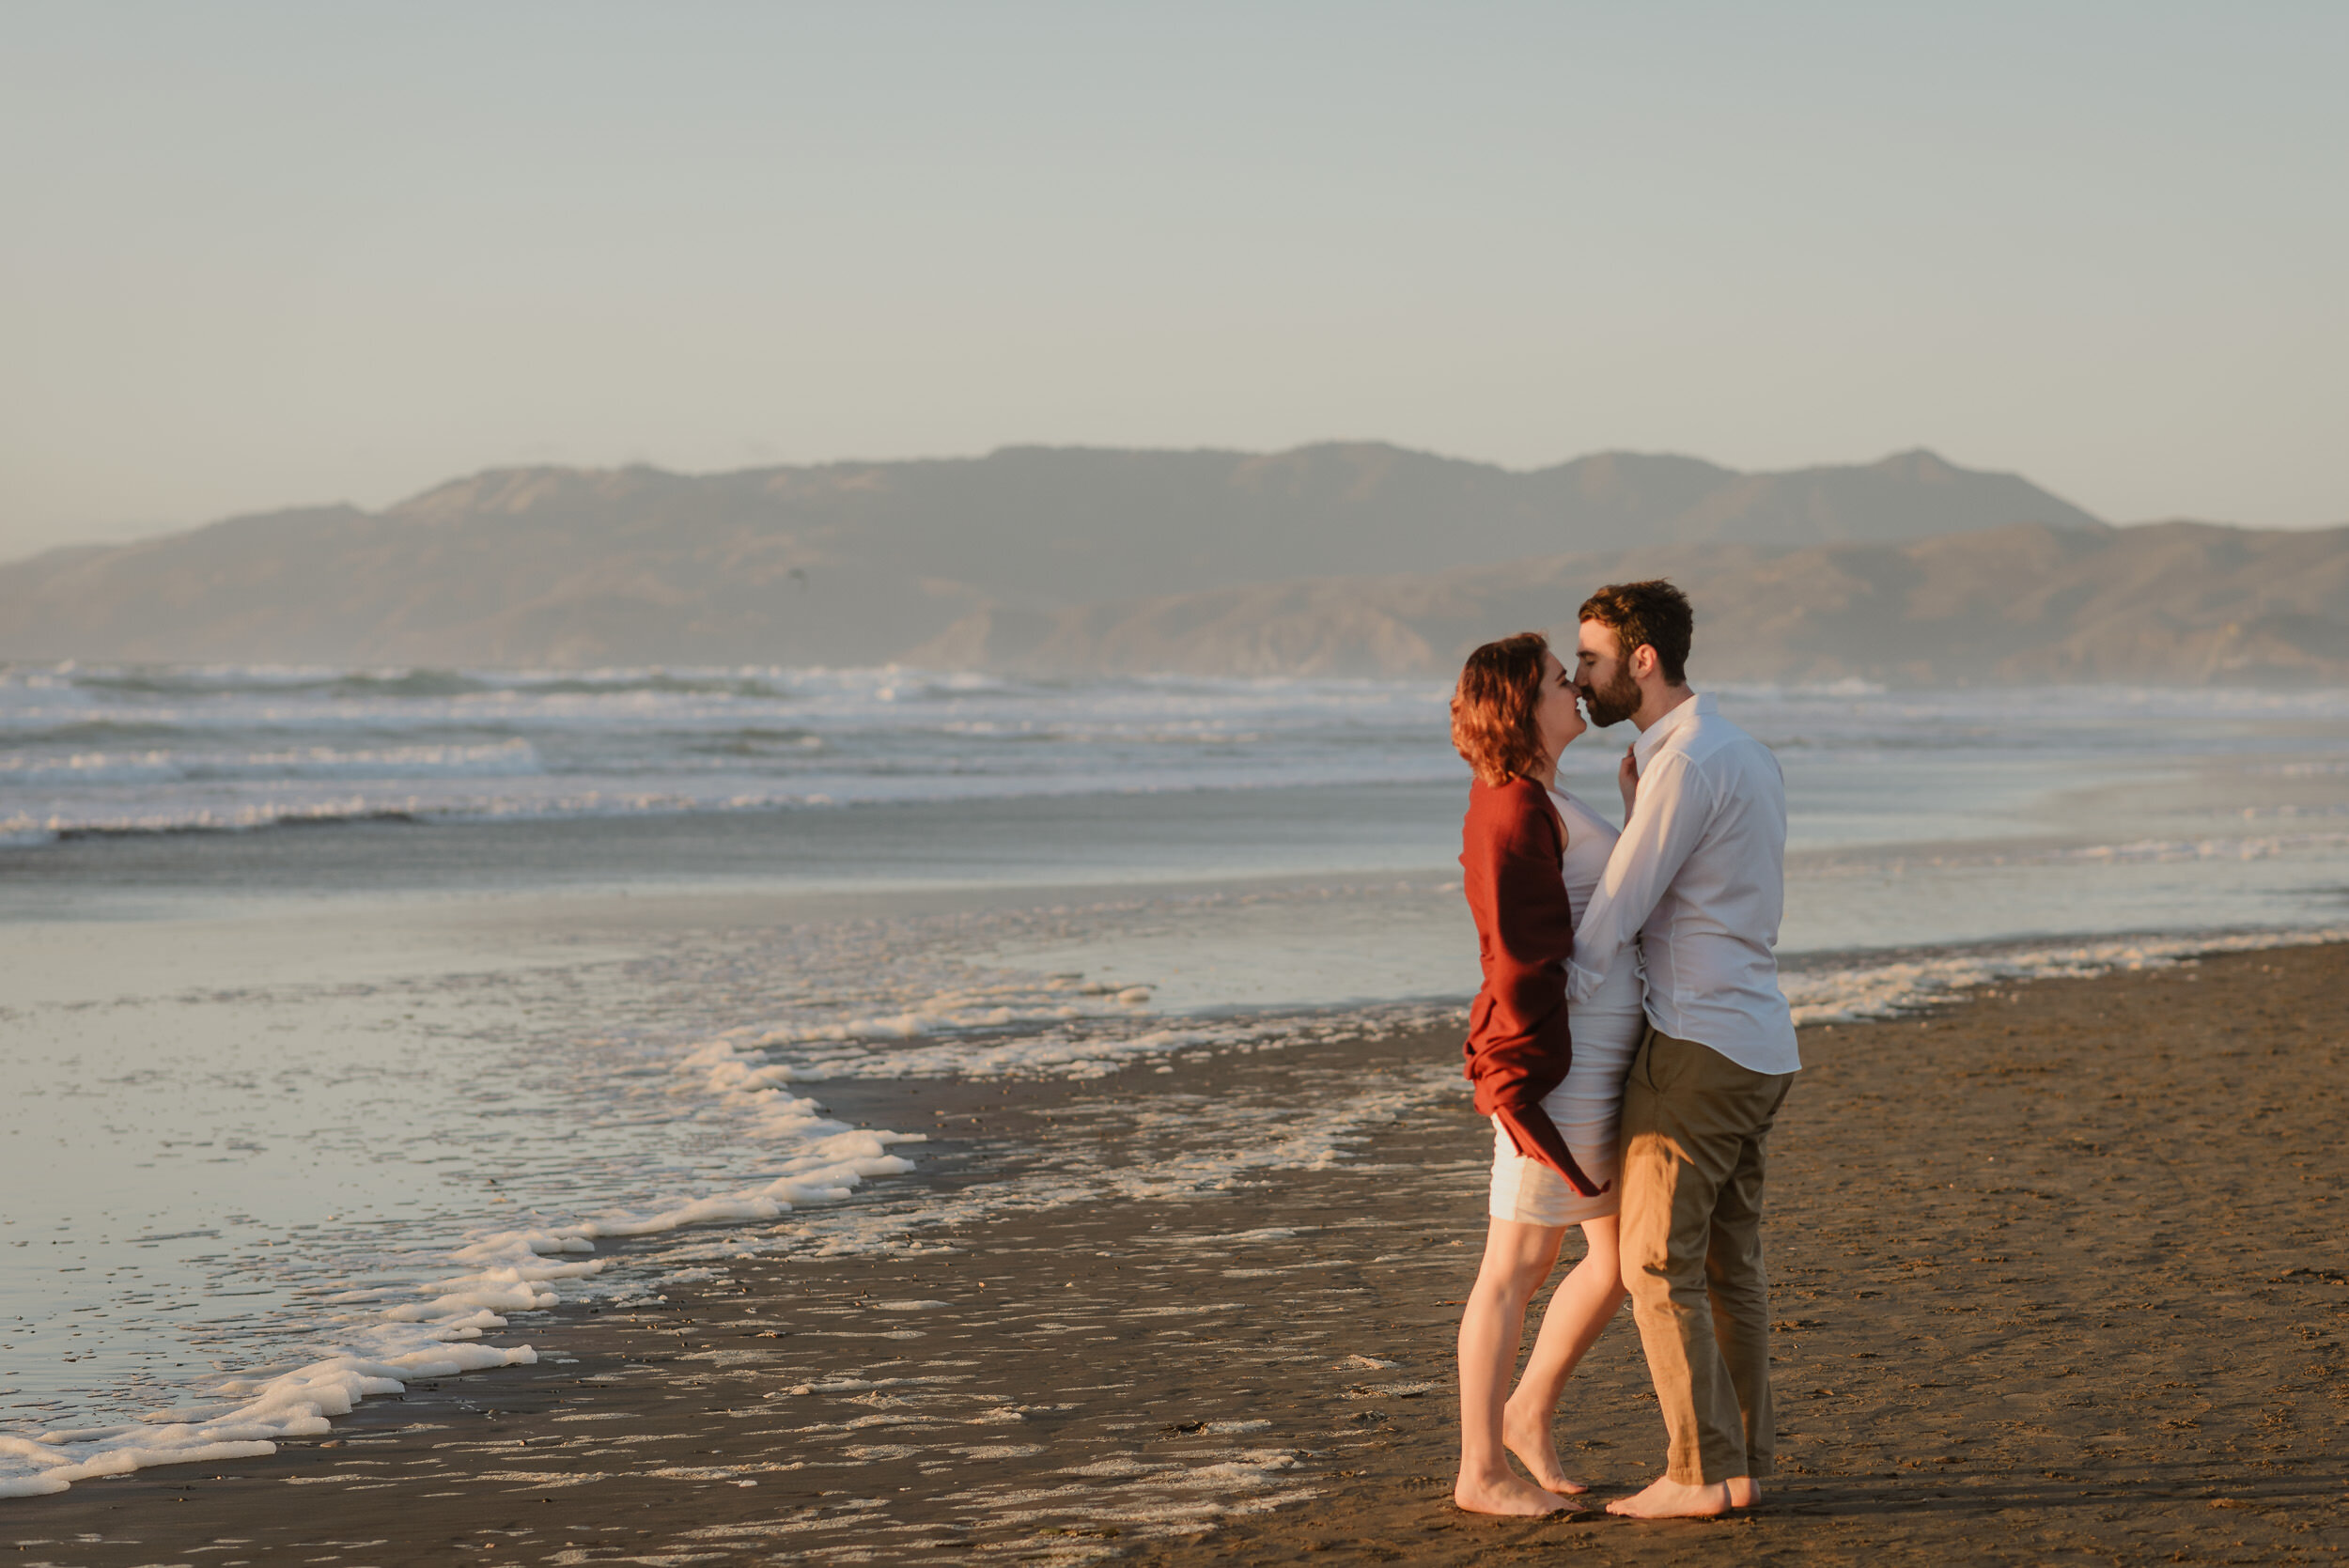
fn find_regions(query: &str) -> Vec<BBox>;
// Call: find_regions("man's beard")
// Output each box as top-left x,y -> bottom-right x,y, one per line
1579,664 -> 1641,728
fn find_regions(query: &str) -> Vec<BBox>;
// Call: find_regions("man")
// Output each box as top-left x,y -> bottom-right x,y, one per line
1565,580 -> 1800,1520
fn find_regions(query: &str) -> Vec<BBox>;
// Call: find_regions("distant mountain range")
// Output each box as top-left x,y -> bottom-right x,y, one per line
920,520 -> 2349,687
3,442 -> 2343,684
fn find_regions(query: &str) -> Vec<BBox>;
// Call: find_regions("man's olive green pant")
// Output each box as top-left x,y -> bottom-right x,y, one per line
1619,1026 -> 1797,1485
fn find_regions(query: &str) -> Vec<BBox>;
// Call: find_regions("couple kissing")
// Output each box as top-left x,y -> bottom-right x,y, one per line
1452,579 -> 1801,1520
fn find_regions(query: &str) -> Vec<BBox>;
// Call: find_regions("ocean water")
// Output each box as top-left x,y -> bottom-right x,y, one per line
0,664 -> 1460,845
8,662 -> 2349,863
4,661 -> 2348,1496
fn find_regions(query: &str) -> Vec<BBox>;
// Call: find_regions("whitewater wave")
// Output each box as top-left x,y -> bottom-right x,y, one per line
1783,925 -> 2349,1024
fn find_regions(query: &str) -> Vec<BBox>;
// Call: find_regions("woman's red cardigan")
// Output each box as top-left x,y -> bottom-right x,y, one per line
1459,775 -> 1606,1198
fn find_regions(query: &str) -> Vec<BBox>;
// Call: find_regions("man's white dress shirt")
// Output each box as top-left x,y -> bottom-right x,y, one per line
1565,692 -> 1801,1077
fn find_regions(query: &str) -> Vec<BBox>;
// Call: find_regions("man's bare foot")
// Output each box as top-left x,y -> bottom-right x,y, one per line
1455,1467 -> 1578,1516
1604,1475 -> 1732,1519
1727,1476 -> 1763,1508
1500,1402 -> 1588,1495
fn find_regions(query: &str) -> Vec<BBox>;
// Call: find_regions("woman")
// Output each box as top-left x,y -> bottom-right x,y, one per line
1451,631 -> 1643,1516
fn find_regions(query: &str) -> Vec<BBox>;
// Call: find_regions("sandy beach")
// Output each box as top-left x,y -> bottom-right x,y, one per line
7,940 -> 2341,1566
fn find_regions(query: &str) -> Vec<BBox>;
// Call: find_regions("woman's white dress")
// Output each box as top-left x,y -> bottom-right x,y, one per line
1486,787 -> 1645,1227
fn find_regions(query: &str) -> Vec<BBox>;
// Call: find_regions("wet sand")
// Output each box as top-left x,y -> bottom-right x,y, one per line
9,942 -> 2345,1566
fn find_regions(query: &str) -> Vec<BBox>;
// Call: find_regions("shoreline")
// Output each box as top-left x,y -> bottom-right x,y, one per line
10,943 -> 2344,1566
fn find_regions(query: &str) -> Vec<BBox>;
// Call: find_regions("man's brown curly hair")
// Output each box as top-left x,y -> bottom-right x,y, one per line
1451,632 -> 1550,786
1577,579 -> 1692,686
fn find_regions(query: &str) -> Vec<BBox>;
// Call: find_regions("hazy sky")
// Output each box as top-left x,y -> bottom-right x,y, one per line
4,3 -> 2344,560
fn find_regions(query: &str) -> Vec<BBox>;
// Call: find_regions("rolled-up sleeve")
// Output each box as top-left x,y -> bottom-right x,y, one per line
1566,752 -> 1710,1001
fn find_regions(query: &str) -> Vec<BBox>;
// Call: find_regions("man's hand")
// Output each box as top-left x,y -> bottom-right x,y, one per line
1617,745 -> 1640,821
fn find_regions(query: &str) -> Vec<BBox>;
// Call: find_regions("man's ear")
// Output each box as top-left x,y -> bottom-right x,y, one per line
1628,643 -> 1660,681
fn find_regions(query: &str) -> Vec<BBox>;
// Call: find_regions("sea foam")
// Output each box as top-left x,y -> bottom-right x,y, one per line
0,1030 -> 926,1500
1784,925 -> 2349,1025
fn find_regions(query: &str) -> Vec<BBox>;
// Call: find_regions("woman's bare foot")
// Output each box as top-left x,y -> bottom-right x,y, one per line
1500,1402 -> 1588,1495
1728,1476 -> 1763,1508
1604,1475 -> 1732,1519
1455,1467 -> 1579,1516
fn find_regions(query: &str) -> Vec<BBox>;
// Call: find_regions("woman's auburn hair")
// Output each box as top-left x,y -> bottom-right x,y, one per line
1452,631 -> 1550,786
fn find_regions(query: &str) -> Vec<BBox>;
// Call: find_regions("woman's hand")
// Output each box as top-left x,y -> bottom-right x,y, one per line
1617,745 -> 1640,821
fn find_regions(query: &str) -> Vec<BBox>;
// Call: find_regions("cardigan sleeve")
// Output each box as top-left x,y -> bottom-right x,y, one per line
1459,781 -> 1607,1199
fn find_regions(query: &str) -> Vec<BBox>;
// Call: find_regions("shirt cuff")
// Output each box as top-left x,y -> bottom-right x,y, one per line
1564,960 -> 1604,1002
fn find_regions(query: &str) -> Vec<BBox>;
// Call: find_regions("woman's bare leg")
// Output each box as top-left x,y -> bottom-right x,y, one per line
1501,1214 -> 1627,1493
1455,1219 -> 1574,1515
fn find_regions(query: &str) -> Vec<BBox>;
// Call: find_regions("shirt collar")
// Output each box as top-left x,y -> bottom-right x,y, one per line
1632,691 -> 1712,768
